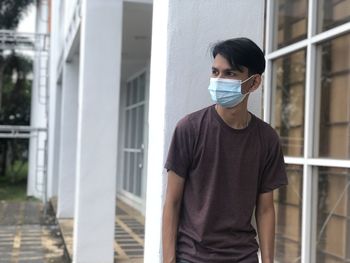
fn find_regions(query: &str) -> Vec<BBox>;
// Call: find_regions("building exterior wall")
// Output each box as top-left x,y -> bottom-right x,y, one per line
43,0 -> 350,262
56,55 -> 79,218
48,0 -> 124,261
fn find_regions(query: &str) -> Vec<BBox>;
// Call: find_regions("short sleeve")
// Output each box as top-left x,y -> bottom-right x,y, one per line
164,116 -> 194,179
259,132 -> 288,193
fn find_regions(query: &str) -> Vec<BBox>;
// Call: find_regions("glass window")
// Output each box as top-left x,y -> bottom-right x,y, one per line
274,164 -> 303,263
123,72 -> 147,198
272,50 -> 306,157
131,108 -> 137,148
132,78 -> 138,104
137,105 -> 145,148
272,0 -> 308,50
317,33 -> 350,159
129,154 -> 135,193
123,152 -> 129,190
126,82 -> 132,106
316,167 -> 350,262
318,0 -> 350,33
139,73 -> 146,103
136,152 -> 142,196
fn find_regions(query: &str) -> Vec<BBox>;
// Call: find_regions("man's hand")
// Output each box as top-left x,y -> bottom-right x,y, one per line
255,191 -> 275,263
162,171 -> 185,263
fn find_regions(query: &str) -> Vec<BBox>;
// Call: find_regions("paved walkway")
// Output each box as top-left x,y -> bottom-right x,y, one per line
0,201 -> 68,263
53,199 -> 145,263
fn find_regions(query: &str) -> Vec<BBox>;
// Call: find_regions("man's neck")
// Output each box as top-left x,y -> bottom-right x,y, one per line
215,100 -> 251,130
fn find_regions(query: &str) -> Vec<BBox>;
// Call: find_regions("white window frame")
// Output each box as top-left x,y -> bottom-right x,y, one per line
264,0 -> 350,262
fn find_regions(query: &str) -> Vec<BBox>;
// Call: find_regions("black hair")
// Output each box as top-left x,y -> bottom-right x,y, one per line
211,37 -> 266,75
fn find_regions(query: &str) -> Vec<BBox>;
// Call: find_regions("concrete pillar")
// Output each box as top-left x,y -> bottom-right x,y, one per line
47,0 -> 61,199
27,0 -> 49,199
144,1 -> 265,262
73,0 -> 122,262
50,84 -> 62,198
56,55 -> 79,218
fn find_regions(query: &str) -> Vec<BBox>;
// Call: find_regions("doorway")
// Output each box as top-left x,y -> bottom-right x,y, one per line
119,68 -> 149,212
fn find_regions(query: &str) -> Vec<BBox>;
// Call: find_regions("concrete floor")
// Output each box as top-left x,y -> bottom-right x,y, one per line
53,199 -> 145,263
0,200 -> 68,263
0,199 -> 145,262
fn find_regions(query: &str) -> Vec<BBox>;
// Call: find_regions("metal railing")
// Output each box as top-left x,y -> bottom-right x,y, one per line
0,30 -> 49,51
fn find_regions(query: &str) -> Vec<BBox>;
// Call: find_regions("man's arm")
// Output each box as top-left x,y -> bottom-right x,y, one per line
162,170 -> 185,263
255,191 -> 275,263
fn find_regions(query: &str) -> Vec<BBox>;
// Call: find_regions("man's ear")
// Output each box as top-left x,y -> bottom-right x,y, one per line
248,74 -> 262,93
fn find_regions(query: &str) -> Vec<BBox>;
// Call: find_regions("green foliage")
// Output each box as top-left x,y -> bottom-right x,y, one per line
0,161 -> 28,200
0,52 -> 32,180
0,52 -> 32,125
0,0 -> 34,186
0,0 -> 35,29
5,159 -> 28,178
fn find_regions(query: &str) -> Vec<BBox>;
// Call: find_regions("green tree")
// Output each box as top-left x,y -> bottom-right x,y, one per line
1,52 -> 32,125
0,0 -> 34,178
0,0 -> 35,29
0,52 -> 32,178
0,0 -> 34,108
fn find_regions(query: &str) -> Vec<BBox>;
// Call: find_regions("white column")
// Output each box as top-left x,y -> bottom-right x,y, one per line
73,0 -> 122,262
57,55 -> 79,218
47,0 -> 61,199
50,84 -> 62,198
144,0 -> 265,262
27,0 -> 49,199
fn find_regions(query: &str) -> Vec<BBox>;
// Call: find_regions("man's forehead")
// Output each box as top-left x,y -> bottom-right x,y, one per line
211,62 -> 239,71
212,54 -> 243,71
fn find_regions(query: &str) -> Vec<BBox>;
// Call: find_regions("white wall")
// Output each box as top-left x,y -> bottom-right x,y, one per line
144,0 -> 265,262
163,0 -> 264,151
57,54 -> 79,218
49,83 -> 62,198
64,0 -> 80,37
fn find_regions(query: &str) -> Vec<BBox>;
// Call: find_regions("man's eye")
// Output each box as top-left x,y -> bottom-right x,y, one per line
227,72 -> 236,76
212,71 -> 218,75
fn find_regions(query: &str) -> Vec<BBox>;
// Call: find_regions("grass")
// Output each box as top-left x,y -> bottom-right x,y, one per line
0,176 -> 27,200
0,161 -> 38,201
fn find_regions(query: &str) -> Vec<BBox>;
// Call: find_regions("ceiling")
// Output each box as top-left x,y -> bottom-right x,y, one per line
121,2 -> 153,82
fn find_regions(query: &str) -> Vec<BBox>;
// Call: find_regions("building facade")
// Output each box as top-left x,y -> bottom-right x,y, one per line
26,0 -> 350,262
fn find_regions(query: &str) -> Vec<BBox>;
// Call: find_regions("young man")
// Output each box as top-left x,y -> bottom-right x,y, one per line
162,38 -> 288,263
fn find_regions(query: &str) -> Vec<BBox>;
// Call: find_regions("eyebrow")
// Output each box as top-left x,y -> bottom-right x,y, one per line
211,67 -> 237,72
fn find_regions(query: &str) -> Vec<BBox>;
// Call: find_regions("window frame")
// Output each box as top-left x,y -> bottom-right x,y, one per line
264,0 -> 350,262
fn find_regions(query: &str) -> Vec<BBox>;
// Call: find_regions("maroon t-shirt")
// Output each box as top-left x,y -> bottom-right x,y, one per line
165,105 -> 288,263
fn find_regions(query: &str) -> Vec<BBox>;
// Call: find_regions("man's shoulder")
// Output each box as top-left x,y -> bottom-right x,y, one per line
187,105 -> 212,120
177,105 -> 212,128
253,115 -> 280,142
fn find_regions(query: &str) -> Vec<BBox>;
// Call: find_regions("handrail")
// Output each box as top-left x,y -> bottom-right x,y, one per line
0,30 -> 49,51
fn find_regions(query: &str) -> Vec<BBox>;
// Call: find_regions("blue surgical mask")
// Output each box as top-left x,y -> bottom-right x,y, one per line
208,76 -> 254,108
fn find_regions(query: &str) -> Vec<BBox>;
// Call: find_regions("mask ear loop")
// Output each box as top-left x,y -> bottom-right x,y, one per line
241,74 -> 256,84
240,75 -> 256,95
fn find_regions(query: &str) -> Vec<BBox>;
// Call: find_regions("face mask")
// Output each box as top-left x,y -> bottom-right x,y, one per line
208,75 -> 254,108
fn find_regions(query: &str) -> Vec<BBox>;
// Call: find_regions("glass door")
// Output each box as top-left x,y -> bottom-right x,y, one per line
122,70 -> 147,199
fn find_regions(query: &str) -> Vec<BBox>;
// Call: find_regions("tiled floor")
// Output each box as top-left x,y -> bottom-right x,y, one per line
0,201 -> 67,263
56,199 -> 145,263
